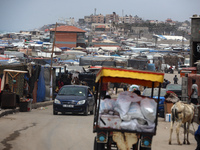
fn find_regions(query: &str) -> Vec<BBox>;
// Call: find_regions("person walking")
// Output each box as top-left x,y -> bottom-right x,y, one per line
189,79 -> 199,105
195,117 -> 200,150
173,75 -> 178,84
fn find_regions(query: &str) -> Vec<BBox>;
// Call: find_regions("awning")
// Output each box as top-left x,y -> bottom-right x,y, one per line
95,67 -> 164,88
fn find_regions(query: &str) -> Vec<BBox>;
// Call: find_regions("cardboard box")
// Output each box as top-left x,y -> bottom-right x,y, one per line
164,102 -> 173,114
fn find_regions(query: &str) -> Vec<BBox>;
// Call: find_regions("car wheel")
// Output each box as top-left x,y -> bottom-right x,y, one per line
53,110 -> 58,115
84,105 -> 89,116
90,105 -> 94,115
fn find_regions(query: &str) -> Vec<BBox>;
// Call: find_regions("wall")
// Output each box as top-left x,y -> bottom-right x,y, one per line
53,32 -> 77,48
190,15 -> 200,66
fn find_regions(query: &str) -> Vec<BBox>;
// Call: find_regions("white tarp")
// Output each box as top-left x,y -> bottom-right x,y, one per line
99,46 -> 119,51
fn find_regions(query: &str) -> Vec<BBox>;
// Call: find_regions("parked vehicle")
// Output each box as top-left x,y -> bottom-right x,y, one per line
53,85 -> 95,115
166,84 -> 182,100
93,67 -> 164,150
178,65 -> 187,74
184,57 -> 190,67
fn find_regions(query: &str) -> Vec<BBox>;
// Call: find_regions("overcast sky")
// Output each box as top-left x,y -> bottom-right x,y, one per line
0,0 -> 199,32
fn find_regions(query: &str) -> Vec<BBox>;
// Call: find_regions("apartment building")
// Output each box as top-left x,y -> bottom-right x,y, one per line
105,12 -> 119,23
92,14 -> 105,23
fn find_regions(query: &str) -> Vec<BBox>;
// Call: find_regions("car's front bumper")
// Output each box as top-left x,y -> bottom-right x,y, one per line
53,103 -> 86,113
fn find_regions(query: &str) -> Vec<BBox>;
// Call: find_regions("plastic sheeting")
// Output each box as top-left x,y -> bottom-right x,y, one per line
37,66 -> 46,102
43,67 -> 56,101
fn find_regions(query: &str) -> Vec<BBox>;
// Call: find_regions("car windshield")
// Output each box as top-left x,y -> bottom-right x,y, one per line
166,84 -> 181,90
58,87 -> 86,96
143,88 -> 166,97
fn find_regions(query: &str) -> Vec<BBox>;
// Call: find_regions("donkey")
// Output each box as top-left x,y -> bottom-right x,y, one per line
168,101 -> 194,145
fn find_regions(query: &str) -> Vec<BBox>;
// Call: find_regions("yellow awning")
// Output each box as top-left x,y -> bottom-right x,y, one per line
95,67 -> 164,88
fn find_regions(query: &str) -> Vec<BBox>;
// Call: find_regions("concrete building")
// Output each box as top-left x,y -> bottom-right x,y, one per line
105,12 -> 119,24
84,15 -> 92,24
92,14 -> 105,23
91,23 -> 112,33
50,26 -> 86,48
119,15 -> 143,24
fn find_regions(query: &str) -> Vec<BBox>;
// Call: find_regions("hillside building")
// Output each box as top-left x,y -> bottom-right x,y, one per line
50,26 -> 86,48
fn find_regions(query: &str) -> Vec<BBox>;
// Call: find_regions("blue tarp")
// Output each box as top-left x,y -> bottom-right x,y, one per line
59,59 -> 79,63
60,47 -> 71,50
111,54 -> 120,57
36,41 -> 43,44
158,35 -> 167,40
37,66 -> 46,102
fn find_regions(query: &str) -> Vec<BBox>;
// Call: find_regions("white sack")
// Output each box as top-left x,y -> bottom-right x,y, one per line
122,102 -> 145,121
98,114 -> 121,129
120,119 -> 138,131
140,98 -> 157,123
99,98 -> 116,114
114,91 -> 143,119
120,119 -> 155,133
136,119 -> 155,133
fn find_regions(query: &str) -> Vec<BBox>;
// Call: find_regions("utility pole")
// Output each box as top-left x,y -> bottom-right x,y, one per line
50,22 -> 57,101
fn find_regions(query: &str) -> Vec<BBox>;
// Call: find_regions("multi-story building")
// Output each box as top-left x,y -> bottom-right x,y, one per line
105,12 -> 119,23
50,26 -> 86,48
124,15 -> 133,24
119,15 -> 143,24
84,15 -> 92,24
132,15 -> 143,23
92,14 -> 105,23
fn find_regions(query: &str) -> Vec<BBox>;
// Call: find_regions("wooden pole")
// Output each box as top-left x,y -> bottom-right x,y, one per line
50,22 -> 58,100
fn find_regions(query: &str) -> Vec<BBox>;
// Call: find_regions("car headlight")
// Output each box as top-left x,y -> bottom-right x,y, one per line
77,100 -> 86,105
54,99 -> 61,104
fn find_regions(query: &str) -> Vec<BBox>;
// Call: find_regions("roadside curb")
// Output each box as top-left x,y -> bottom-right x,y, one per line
0,101 -> 53,118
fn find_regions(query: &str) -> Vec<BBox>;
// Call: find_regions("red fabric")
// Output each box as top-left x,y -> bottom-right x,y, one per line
101,83 -> 108,91
166,90 -> 177,96
58,81 -> 64,90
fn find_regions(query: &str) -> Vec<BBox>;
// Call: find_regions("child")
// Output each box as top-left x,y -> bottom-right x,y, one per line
195,117 -> 200,150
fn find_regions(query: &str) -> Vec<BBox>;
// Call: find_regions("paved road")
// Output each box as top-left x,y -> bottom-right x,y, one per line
0,105 -> 197,150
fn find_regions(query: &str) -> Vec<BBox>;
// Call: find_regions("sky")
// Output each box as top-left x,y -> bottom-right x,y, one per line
0,0 -> 200,32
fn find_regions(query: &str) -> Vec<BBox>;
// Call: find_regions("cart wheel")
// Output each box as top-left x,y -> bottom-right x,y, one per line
84,105 -> 89,116
94,137 -> 105,150
53,110 -> 58,115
